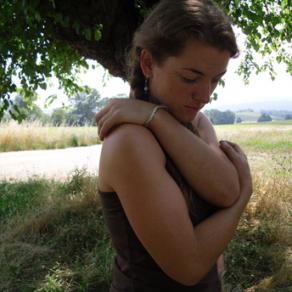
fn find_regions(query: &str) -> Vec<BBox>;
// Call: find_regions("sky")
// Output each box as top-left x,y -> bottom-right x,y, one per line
37,29 -> 291,112
39,59 -> 291,111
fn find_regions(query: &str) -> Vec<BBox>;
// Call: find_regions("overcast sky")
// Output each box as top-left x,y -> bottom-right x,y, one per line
37,29 -> 291,111
38,59 -> 291,111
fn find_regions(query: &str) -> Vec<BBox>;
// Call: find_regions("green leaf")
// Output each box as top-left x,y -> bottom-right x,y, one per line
84,29 -> 92,41
44,94 -> 57,107
39,83 -> 47,90
4,99 -> 10,110
94,29 -> 102,42
73,22 -> 80,34
281,0 -> 288,10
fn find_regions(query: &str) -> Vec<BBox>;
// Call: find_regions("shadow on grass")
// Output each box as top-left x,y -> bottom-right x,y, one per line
0,170 -> 114,291
1,170 -> 291,291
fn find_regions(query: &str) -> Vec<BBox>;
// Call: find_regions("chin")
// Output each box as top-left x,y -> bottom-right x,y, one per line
170,108 -> 198,125
177,115 -> 196,125
184,112 -> 199,124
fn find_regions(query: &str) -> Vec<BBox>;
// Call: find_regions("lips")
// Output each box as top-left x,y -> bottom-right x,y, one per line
185,102 -> 205,109
184,105 -> 201,111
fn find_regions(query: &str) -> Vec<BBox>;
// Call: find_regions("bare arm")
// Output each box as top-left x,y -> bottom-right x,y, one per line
149,109 -> 240,207
96,99 -> 240,208
99,124 -> 252,286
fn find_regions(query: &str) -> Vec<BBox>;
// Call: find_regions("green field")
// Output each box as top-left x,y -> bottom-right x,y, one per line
235,112 -> 287,123
216,122 -> 292,151
0,123 -> 291,291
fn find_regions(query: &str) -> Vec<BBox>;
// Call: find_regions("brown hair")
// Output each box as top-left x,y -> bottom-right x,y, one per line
128,0 -> 239,100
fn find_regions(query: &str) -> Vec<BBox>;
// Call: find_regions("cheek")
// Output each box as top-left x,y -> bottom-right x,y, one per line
168,79 -> 190,97
154,76 -> 178,101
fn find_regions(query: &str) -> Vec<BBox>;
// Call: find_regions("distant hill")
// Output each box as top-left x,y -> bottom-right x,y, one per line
235,111 -> 284,123
209,100 -> 292,112
235,111 -> 260,122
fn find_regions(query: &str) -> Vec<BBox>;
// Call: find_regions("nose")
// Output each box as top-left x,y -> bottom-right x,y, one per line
192,82 -> 211,104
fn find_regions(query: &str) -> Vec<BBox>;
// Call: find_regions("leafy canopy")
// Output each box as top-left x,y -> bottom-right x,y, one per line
0,0 -> 89,120
0,0 -> 291,121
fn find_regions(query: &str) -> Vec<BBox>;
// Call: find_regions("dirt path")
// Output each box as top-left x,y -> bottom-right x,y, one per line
0,145 -> 102,181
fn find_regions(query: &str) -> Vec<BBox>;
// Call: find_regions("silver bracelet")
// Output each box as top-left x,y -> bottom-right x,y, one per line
144,105 -> 168,128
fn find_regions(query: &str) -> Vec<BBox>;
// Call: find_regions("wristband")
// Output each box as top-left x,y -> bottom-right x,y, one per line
143,105 -> 168,128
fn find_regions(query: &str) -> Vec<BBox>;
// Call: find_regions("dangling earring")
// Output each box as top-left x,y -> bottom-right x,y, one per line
144,78 -> 149,96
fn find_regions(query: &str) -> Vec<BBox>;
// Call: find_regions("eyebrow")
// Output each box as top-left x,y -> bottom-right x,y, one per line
182,67 -> 227,78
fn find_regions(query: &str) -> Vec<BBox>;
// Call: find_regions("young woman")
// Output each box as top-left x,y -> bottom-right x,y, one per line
96,0 -> 253,291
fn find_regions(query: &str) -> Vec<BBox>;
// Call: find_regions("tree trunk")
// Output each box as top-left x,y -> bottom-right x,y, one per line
44,0 -> 158,80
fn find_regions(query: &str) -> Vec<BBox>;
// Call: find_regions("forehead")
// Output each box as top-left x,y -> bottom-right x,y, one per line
164,39 -> 231,74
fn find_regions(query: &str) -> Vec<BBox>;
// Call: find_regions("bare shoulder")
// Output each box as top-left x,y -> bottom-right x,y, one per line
192,111 -> 211,130
102,124 -> 165,161
192,111 -> 202,129
192,111 -> 218,145
98,124 -> 165,191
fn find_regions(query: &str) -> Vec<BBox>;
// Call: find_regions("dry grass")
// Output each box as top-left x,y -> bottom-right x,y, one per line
0,170 -> 113,291
0,121 -> 99,152
0,165 -> 291,291
0,122 -> 291,290
223,169 -> 292,291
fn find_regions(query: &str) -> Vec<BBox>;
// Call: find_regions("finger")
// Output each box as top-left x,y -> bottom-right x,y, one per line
99,112 -> 119,140
97,97 -> 126,121
225,141 -> 242,153
221,140 -> 247,160
97,110 -> 113,139
219,141 -> 242,165
220,141 -> 251,183
96,109 -> 108,126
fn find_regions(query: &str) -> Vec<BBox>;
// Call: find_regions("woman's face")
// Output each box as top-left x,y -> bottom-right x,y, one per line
144,39 -> 231,124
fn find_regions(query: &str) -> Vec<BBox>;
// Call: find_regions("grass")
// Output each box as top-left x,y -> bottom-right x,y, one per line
0,121 -> 100,152
0,123 -> 291,291
1,120 -> 291,153
0,170 -> 114,291
215,122 -> 292,152
216,121 -> 292,290
223,174 -> 292,291
0,170 -> 290,291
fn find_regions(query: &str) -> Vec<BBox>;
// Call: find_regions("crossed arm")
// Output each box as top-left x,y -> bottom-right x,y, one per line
99,124 -> 252,285
148,109 -> 240,207
96,99 -> 240,208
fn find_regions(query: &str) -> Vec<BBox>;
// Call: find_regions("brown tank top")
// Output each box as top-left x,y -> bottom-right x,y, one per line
99,124 -> 221,292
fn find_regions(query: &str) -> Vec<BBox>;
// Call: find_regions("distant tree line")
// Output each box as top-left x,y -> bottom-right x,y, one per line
50,89 -> 110,126
204,109 -> 236,125
2,88 -> 118,126
257,113 -> 272,122
3,93 -> 291,126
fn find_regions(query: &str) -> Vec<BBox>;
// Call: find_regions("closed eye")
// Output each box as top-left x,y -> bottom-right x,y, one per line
180,75 -> 200,84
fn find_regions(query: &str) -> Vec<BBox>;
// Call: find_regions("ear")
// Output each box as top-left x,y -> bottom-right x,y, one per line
140,49 -> 155,78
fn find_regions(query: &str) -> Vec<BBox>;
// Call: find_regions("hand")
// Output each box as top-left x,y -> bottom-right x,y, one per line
219,140 -> 253,207
96,98 -> 155,140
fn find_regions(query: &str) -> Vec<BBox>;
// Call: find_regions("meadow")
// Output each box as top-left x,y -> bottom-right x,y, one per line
0,121 -> 99,152
0,122 -> 291,291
